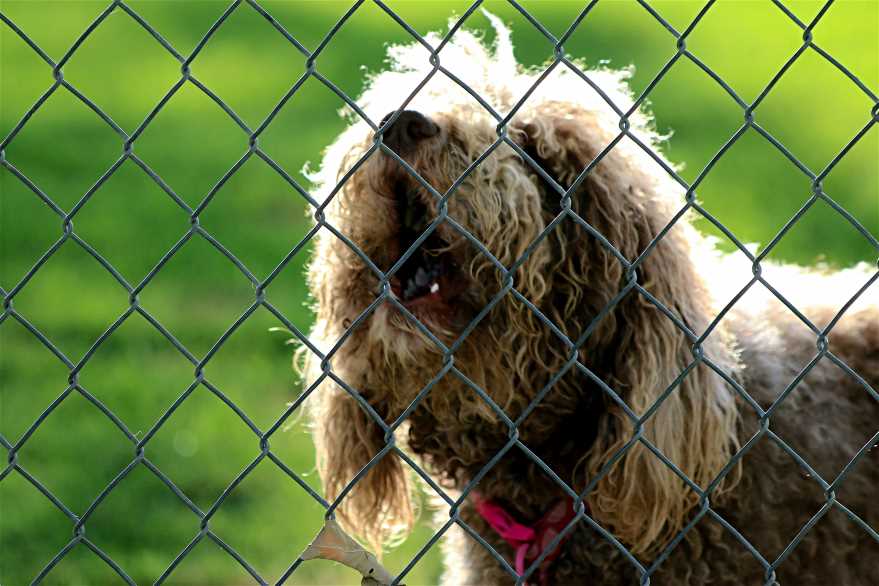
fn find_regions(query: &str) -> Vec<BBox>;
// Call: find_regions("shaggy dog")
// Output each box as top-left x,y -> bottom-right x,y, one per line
301,19 -> 879,586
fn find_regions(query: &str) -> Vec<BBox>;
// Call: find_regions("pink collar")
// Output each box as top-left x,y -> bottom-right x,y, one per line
473,493 -> 579,585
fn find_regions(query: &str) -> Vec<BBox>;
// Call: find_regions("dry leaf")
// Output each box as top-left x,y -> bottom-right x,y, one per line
301,519 -> 397,585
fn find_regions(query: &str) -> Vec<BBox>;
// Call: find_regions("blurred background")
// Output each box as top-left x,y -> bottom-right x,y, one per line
1,1 -> 876,584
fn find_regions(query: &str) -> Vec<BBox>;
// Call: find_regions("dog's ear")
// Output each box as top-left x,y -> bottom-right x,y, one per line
512,112 -> 740,555
301,342 -> 414,551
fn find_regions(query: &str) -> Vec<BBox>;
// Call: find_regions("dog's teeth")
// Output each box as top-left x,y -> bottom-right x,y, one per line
430,282 -> 440,294
415,267 -> 429,287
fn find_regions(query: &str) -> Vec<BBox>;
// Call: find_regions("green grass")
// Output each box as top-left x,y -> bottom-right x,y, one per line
1,1 -> 877,585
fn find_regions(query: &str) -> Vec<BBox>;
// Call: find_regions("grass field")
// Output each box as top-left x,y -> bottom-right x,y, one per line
1,1 -> 876,584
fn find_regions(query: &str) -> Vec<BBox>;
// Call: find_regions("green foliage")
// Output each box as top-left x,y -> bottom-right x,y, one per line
1,1 -> 876,584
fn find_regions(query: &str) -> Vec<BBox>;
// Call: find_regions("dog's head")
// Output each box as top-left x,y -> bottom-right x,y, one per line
303,18 -> 740,556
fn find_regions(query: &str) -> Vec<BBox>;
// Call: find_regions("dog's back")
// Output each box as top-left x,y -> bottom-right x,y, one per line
550,275 -> 879,586
714,282 -> 879,585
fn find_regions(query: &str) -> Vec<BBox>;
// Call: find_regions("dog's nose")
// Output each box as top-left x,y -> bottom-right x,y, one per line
379,110 -> 439,154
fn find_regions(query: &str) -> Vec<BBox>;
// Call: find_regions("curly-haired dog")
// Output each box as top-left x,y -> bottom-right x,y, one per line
302,18 -> 879,586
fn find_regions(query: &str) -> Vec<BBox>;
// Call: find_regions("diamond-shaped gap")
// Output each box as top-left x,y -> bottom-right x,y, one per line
378,479 -> 446,586
834,439 -> 879,547
71,159 -> 190,283
62,9 -> 181,133
207,459 -> 328,584
319,298 -> 455,422
123,0 -> 231,57
198,155 -> 312,279
144,383 -> 259,512
650,506 -> 767,582
15,388 -> 134,514
84,464 -> 198,585
779,509 -> 879,580
534,132 -> 686,260
476,0 -> 594,59
198,307 -> 296,430
134,81 -> 247,208
430,520 -> 541,584
771,350 -> 879,483
258,235 -> 315,342
0,13 -> 54,139
0,2 -> 107,61
0,166 -> 60,290
258,0 -> 396,55
152,530 -> 262,586
390,224 -> 506,360
28,540 -> 130,586
806,1 -> 879,93
758,199 -> 877,315
727,432 -> 840,568
360,0 -> 490,41
0,317 -> 70,442
3,84 -> 122,211
687,0 -> 804,102
299,0 -> 431,112
757,48 -> 877,175
503,56 -> 635,152
775,504 -> 879,583
562,0 -> 682,96
277,418 -> 447,585
11,240 -> 129,361
383,55 -> 500,134
665,205 -> 758,314
706,277 -> 824,406
819,125 -> 878,263
137,234 -> 256,359
0,467 -> 75,585
259,75 -> 350,190
471,434 -> 653,582
643,55 -> 745,185
76,311 -> 195,434
775,0 -> 826,25
259,408 -> 322,503
692,127 -> 814,263
186,2 -> 308,129
630,1 -> 710,35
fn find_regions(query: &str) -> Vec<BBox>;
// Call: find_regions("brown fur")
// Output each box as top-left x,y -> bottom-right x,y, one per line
299,20 -> 879,585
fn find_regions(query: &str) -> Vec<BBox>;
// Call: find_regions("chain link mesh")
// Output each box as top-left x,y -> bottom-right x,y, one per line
2,1 -> 877,584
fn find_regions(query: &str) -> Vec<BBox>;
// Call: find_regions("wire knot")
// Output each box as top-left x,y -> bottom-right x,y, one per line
553,44 -> 565,60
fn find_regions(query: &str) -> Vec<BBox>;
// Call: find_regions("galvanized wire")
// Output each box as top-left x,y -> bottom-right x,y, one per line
1,1 -> 877,585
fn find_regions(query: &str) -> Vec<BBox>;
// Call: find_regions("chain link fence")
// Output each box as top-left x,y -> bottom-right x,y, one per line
1,0 -> 877,584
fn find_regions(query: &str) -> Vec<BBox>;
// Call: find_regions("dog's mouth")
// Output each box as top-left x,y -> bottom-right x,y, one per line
390,183 -> 466,309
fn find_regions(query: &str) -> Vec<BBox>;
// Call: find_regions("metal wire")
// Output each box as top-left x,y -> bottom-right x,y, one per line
1,1 -> 877,585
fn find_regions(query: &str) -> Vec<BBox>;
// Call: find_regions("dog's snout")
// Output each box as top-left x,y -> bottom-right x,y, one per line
379,110 -> 439,153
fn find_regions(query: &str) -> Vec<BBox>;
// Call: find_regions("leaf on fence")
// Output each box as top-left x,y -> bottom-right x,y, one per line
301,519 -> 397,585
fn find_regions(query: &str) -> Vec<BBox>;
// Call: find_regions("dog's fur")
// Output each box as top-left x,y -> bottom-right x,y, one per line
301,19 -> 879,585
